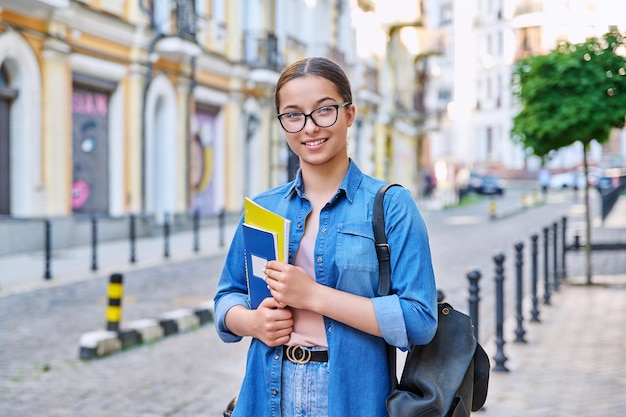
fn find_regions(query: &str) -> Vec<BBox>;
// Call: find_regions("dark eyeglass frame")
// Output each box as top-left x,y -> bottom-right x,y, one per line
277,102 -> 352,133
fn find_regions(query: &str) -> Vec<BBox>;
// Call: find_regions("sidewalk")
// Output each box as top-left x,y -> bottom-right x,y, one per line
0,219 -> 237,297
1,195 -> 625,416
479,194 -> 626,417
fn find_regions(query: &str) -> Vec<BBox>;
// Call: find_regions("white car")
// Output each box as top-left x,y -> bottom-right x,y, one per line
549,168 -> 603,190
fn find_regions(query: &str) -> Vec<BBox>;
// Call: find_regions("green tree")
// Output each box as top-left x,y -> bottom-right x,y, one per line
511,29 -> 626,284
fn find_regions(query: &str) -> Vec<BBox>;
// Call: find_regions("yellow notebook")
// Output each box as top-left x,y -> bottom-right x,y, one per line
243,197 -> 290,263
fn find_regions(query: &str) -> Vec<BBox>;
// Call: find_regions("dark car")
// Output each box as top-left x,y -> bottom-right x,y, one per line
458,172 -> 504,197
474,174 -> 505,195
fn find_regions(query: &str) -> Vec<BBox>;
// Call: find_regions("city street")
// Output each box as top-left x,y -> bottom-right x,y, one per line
0,185 -> 615,417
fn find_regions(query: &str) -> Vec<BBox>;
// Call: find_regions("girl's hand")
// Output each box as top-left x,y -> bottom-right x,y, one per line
253,297 -> 293,347
264,261 -> 317,310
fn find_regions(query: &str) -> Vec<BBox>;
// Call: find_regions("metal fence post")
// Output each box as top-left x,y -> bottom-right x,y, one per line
129,214 -> 136,263
530,233 -> 541,322
514,241 -> 527,343
543,226 -> 551,305
467,269 -> 481,341
91,215 -> 98,272
561,216 -> 567,279
193,209 -> 200,253
493,252 -> 509,372
44,219 -> 52,280
164,212 -> 170,259
552,221 -> 559,292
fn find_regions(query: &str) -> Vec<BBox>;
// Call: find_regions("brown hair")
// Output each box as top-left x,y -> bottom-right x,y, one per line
274,57 -> 353,112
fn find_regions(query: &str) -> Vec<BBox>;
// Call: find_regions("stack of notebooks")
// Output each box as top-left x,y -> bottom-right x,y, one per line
242,197 -> 291,308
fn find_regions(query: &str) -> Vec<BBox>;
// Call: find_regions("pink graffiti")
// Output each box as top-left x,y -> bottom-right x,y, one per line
72,180 -> 90,209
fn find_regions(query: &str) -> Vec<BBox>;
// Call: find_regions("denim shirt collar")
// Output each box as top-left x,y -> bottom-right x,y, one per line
285,158 -> 363,204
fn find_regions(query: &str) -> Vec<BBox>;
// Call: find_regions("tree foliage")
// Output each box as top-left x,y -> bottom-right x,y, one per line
511,29 -> 626,157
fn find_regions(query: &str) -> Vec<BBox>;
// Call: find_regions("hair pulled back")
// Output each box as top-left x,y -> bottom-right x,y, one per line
274,57 -> 353,112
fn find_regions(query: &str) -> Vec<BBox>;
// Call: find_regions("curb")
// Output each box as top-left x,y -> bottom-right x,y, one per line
78,300 -> 215,360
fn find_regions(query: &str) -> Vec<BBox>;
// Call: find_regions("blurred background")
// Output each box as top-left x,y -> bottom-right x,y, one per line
1,0 -> 625,256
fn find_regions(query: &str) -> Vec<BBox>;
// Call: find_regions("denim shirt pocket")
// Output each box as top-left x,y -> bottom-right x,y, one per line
336,221 -> 378,272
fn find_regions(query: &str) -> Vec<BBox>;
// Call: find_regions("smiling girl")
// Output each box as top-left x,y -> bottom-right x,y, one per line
214,57 -> 437,417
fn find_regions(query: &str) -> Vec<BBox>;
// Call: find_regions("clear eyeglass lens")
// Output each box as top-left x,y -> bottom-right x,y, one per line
281,105 -> 338,132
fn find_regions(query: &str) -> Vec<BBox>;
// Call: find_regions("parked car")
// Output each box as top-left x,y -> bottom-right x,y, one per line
549,167 -> 603,190
458,172 -> 504,197
474,174 -> 505,195
549,172 -> 581,190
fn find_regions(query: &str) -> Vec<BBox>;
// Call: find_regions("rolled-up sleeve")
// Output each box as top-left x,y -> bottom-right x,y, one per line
214,218 -> 250,342
379,187 -> 438,347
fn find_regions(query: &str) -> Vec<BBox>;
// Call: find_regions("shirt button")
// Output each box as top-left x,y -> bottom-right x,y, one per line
317,257 -> 322,263
272,389 -> 278,396
321,227 -> 327,233
274,354 -> 280,360
298,222 -> 303,228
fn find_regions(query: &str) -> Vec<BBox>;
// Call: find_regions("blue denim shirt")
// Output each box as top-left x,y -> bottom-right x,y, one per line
214,160 -> 438,417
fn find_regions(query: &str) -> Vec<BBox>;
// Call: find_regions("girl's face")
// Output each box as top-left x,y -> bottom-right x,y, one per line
277,75 -> 355,170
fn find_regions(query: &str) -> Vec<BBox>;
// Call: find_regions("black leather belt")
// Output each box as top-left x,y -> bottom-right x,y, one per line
283,345 -> 328,364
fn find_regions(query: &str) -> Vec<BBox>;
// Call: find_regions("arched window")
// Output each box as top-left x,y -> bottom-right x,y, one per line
0,62 -> 9,87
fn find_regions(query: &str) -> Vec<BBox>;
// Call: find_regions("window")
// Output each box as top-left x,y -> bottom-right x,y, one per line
0,62 -> 8,87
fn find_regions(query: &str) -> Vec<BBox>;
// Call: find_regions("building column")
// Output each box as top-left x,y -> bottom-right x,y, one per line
126,63 -> 145,214
41,38 -> 72,215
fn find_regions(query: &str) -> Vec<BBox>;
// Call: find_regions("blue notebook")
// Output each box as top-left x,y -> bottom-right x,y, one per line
242,223 -> 278,308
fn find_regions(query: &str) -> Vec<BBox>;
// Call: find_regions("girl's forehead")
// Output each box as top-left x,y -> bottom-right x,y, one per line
278,76 -> 340,104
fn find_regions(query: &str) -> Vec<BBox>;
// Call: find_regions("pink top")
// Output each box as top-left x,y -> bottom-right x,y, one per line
286,235 -> 328,347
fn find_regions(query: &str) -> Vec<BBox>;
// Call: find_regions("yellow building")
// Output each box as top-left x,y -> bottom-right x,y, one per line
0,0 -> 278,226
0,0 -> 431,255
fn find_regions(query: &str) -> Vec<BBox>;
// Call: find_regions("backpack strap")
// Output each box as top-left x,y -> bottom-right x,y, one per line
373,183 -> 402,391
374,183 -> 401,297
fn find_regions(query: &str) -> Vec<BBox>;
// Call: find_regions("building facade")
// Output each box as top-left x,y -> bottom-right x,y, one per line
2,0 -> 425,255
423,0 -> 626,190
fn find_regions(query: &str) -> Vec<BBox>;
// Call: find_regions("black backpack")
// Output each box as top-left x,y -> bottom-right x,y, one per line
374,184 -> 489,417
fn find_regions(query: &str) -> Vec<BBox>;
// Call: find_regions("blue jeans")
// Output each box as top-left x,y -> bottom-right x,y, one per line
280,351 -> 329,417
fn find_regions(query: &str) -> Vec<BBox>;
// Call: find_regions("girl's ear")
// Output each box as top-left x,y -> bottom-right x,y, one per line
346,103 -> 356,127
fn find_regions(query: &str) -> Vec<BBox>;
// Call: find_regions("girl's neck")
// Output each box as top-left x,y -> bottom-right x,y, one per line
300,158 -> 350,206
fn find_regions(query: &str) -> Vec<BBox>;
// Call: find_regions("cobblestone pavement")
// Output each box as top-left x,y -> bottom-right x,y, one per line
1,189 -> 624,417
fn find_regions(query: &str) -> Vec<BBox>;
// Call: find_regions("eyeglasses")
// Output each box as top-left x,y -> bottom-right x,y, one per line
277,102 -> 351,133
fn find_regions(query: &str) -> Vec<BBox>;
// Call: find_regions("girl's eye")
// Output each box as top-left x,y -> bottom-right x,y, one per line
316,106 -> 332,115
286,112 -> 303,120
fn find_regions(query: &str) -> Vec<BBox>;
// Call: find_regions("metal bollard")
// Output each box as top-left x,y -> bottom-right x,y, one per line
552,222 -> 559,292
529,233 -> 541,322
106,273 -> 124,332
44,219 -> 52,280
164,212 -> 170,258
493,252 -> 509,372
193,209 -> 200,253
219,209 -> 225,248
91,215 -> 98,271
514,241 -> 527,343
467,269 -> 481,341
129,214 -> 136,264
542,226 -> 551,305
561,216 -> 567,279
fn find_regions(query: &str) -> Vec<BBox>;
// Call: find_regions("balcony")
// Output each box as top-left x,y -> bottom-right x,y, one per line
0,0 -> 69,19
152,0 -> 201,61
513,0 -> 544,16
243,30 -> 282,72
